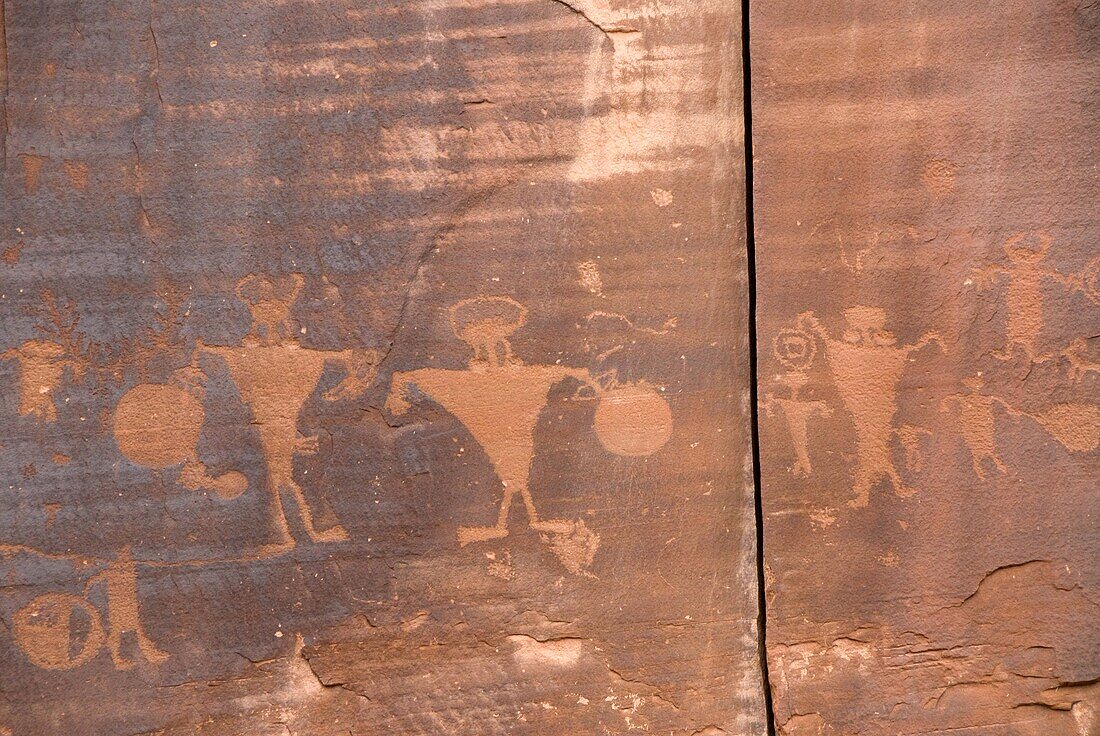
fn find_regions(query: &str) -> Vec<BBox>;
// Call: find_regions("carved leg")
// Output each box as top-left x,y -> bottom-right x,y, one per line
107,625 -> 133,670
286,478 -> 347,543
457,485 -> 514,546
136,627 -> 169,665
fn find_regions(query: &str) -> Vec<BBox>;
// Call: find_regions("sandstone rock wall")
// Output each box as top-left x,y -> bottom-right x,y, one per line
2,0 -> 1098,734
0,1 -> 762,734
751,1 -> 1100,734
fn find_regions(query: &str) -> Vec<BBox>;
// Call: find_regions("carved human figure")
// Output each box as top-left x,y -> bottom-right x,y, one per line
387,297 -> 671,550
83,547 -> 168,669
974,232 -> 1080,360
389,298 -> 599,545
764,327 -> 831,476
762,372 -> 832,477
939,374 -> 1008,480
798,307 -> 942,507
196,274 -> 376,552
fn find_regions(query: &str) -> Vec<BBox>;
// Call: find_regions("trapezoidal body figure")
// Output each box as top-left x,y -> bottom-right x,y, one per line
195,274 -> 376,553
387,296 -> 672,548
797,307 -> 942,508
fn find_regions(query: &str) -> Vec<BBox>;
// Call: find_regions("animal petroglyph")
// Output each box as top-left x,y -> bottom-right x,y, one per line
940,375 -> 1009,480
2,291 -> 89,422
796,308 -> 943,507
11,547 -> 167,671
387,297 -> 672,571
763,327 -> 831,476
973,232 -> 1084,360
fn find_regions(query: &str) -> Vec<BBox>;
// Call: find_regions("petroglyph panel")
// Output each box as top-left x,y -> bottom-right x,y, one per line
0,1 -> 761,734
752,1 -> 1100,734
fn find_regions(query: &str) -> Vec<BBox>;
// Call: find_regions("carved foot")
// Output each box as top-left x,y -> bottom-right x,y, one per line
458,525 -> 509,546
530,519 -> 577,535
847,493 -> 870,509
308,524 -> 348,543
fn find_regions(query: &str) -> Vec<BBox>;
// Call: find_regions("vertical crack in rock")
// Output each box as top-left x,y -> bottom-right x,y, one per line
148,0 -> 164,106
132,0 -> 163,248
0,0 -> 8,183
371,237 -> 438,374
741,0 -> 778,733
131,130 -> 157,247
373,184 -> 509,374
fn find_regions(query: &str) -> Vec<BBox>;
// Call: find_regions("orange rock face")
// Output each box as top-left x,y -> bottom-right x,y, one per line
752,1 -> 1100,733
0,1 -> 761,734
5,0 -> 1096,733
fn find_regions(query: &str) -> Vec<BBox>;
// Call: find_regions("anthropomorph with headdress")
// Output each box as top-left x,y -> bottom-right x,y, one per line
387,296 -> 672,556
794,306 -> 942,507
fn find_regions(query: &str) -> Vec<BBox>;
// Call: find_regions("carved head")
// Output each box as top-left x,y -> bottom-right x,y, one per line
1003,232 -> 1052,265
841,306 -> 896,346
449,296 -> 527,367
235,273 -> 305,345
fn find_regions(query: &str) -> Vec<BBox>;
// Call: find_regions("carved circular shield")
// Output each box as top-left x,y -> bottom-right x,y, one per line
114,383 -> 204,469
593,383 -> 673,457
773,328 -> 817,371
13,593 -> 105,670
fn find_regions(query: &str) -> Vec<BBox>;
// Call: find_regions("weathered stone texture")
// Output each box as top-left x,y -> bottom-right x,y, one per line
0,1 -> 761,734
752,1 -> 1100,734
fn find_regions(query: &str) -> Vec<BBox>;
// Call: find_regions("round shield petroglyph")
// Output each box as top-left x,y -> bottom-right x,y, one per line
13,593 -> 105,670
773,328 -> 817,372
113,384 -> 204,469
593,383 -> 673,457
